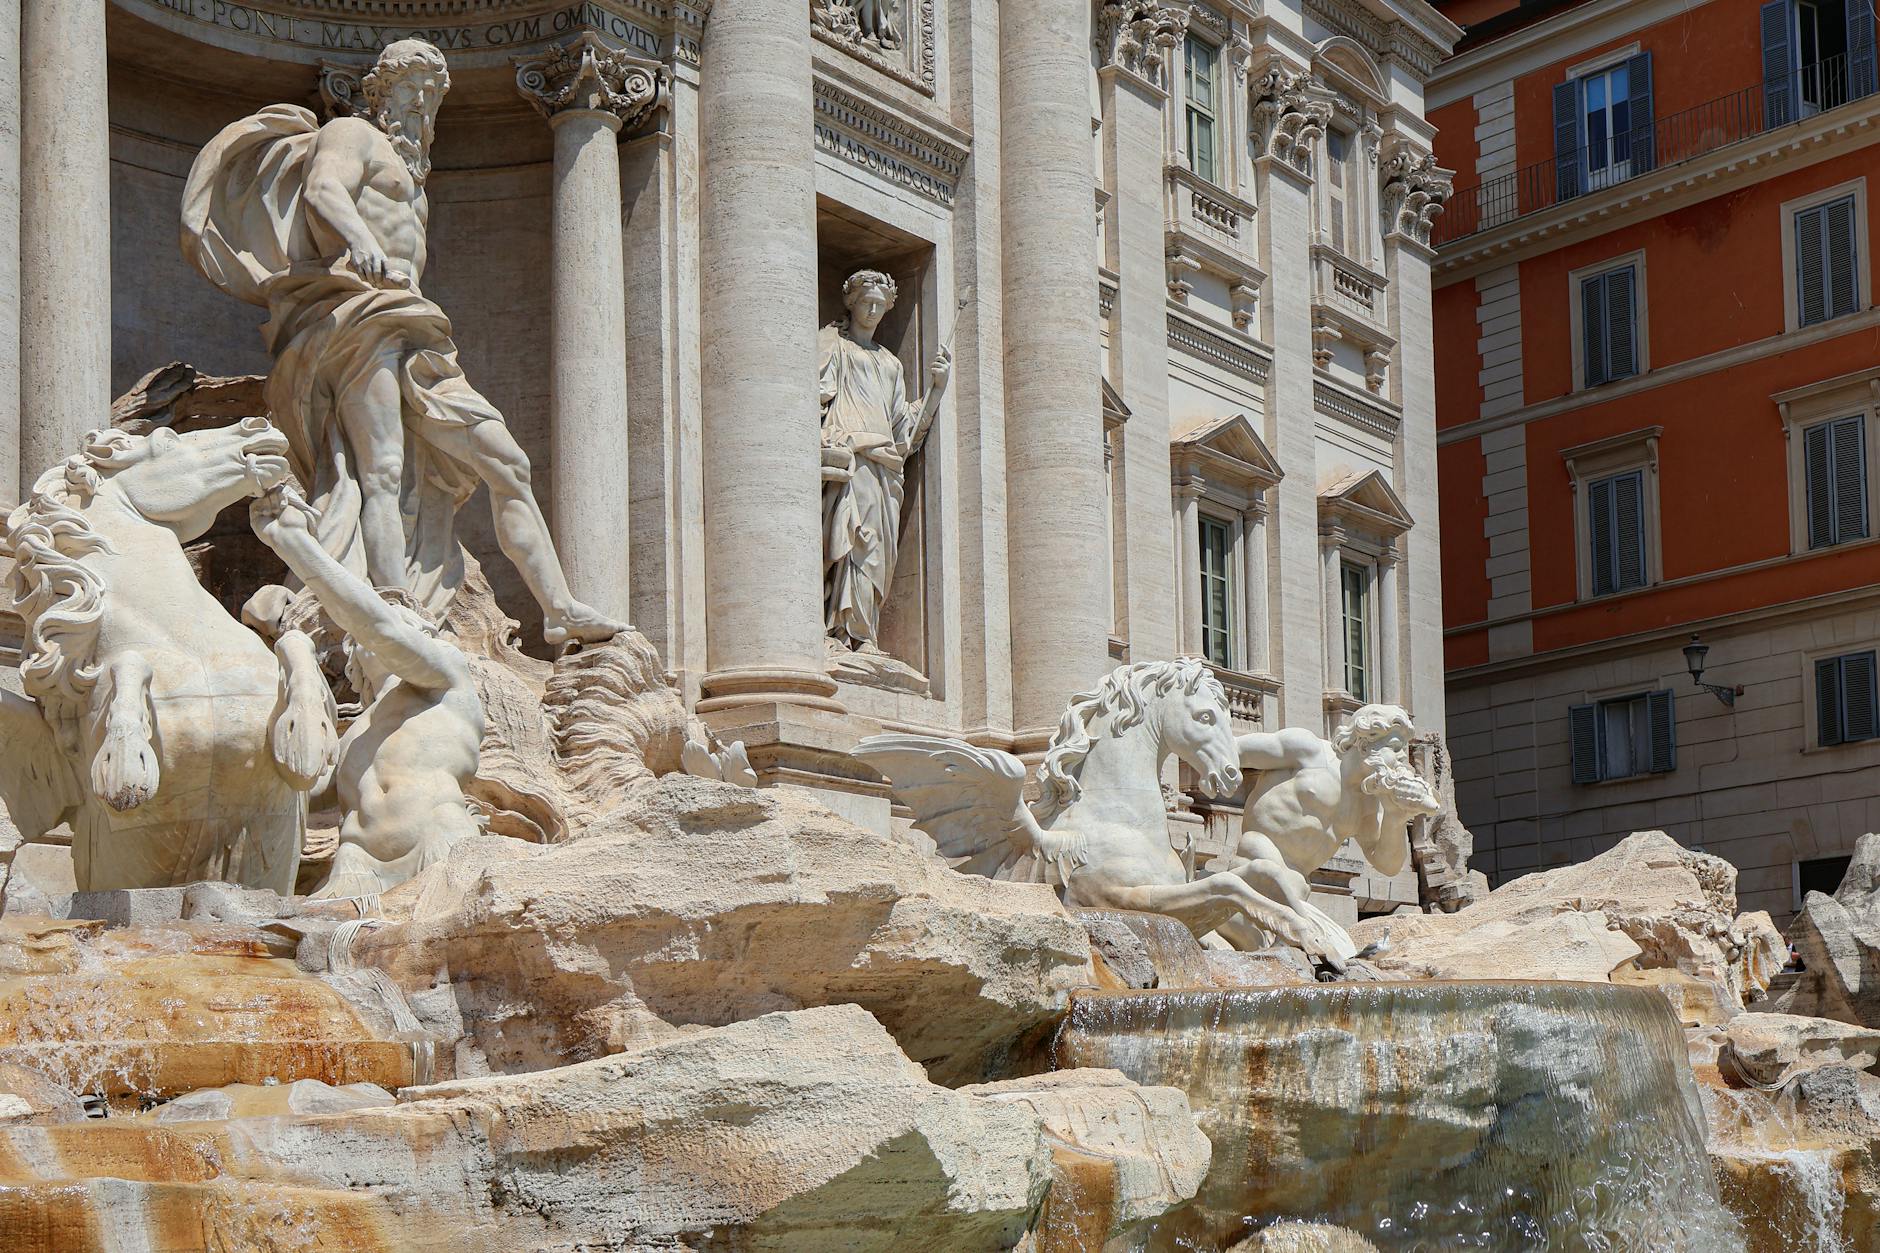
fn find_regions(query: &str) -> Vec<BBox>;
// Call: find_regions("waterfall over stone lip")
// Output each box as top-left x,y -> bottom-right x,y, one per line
1045,980 -> 1747,1252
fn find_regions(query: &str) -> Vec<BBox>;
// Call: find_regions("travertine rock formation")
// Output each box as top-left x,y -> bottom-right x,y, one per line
966,1067 -> 1210,1243
0,1006 -> 1058,1252
1352,831 -> 1785,1007
1769,832 -> 1880,1027
1228,1223 -> 1382,1252
353,774 -> 1095,1083
1720,1011 -> 1880,1089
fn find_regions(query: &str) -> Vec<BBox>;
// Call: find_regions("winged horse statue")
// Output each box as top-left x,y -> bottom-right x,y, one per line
856,658 -> 1359,968
0,419 -> 337,893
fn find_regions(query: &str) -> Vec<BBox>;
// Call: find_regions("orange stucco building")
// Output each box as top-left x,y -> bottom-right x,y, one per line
1431,0 -> 1880,923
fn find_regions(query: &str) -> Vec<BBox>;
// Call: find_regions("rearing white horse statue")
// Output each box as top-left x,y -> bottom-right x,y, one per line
0,419 -> 337,892
856,658 -> 1358,968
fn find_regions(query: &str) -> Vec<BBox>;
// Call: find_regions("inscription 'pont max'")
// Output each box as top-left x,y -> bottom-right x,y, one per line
138,0 -> 672,58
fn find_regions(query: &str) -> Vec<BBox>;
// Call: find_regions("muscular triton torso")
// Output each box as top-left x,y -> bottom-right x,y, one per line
334,670 -> 481,857
304,116 -> 430,288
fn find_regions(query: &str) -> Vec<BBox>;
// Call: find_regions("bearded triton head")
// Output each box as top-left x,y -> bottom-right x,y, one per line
1330,704 -> 1440,877
364,39 -> 450,183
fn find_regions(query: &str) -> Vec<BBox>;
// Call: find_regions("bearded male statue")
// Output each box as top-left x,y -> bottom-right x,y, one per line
1230,704 -> 1442,902
819,269 -> 950,652
181,39 -> 624,649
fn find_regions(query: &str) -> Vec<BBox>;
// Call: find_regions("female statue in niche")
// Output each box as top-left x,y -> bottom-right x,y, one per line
819,270 -> 951,653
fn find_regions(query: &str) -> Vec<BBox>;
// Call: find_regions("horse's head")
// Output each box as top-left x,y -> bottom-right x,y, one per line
1155,657 -> 1242,799
86,417 -> 292,539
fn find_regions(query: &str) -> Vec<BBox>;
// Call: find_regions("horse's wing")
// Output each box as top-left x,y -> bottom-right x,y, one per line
0,687 -> 82,840
854,733 -> 1058,879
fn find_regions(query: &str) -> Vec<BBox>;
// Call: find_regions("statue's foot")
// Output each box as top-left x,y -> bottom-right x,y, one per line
544,602 -> 630,650
92,725 -> 160,812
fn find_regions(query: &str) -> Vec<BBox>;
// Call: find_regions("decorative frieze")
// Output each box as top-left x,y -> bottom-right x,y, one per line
515,31 -> 665,126
1380,138 -> 1455,247
1168,312 -> 1271,385
812,77 -> 967,207
1252,64 -> 1335,176
811,0 -> 937,96
1314,377 -> 1401,439
1098,0 -> 1193,87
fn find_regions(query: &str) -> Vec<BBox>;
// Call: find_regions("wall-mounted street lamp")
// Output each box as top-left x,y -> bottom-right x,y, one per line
1682,635 -> 1743,708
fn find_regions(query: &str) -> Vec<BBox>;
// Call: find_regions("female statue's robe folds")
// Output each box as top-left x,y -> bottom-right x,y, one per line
818,322 -> 919,649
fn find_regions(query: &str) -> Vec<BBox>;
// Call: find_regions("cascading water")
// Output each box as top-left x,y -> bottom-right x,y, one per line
1044,980 -> 1747,1252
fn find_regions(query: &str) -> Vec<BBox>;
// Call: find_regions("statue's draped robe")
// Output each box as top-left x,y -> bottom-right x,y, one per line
181,104 -> 492,616
818,322 -> 917,648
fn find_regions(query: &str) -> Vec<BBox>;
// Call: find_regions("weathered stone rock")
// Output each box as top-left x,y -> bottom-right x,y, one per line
1352,832 -> 1777,1004
354,775 -> 1095,1083
1613,966 -> 1738,1027
1075,909 -> 1213,989
150,1078 -> 395,1122
966,1068 -> 1210,1243
0,843 -> 73,918
1769,832 -> 1880,1028
0,1006 -> 1054,1252
1204,946 -> 1315,988
0,1061 -> 84,1124
1720,1012 -> 1880,1089
1227,1223 -> 1381,1252
0,914 -> 425,1104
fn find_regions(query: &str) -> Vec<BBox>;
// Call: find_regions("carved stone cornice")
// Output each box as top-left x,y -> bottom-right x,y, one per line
1379,137 -> 1455,248
1251,64 -> 1335,177
812,76 -> 968,207
1098,1 -> 1193,90
515,32 -> 666,128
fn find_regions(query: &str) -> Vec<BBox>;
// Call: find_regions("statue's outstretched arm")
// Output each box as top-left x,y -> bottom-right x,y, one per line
1234,727 -> 1318,772
251,488 -> 466,694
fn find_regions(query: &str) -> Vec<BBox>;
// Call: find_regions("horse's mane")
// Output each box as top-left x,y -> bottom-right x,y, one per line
3,430 -> 148,739
1034,657 -> 1222,826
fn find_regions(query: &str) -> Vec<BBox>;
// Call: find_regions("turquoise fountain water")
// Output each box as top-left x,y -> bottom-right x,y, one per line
1044,980 -> 1746,1252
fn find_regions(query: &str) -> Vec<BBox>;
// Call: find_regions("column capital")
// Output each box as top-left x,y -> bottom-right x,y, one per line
1319,523 -> 1347,551
516,33 -> 666,128
1172,471 -> 1207,503
1241,496 -> 1269,523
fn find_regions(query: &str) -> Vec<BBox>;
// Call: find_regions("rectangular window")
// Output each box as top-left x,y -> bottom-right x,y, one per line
1798,854 -> 1853,900
1341,561 -> 1370,700
1581,64 -> 1633,187
1580,265 -> 1640,387
1817,649 -> 1879,746
1569,690 -> 1676,783
1199,515 -> 1234,669
1185,35 -> 1219,185
1326,129 -> 1352,254
1586,469 -> 1648,596
1795,193 -> 1861,326
1804,415 -> 1870,548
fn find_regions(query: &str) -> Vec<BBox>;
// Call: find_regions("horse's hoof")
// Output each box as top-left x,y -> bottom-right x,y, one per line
93,739 -> 159,811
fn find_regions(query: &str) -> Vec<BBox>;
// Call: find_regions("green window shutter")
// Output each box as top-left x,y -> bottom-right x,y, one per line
1588,475 -> 1616,596
1851,0 -> 1879,101
1613,471 -> 1646,590
1819,655 -> 1847,747
1798,203 -> 1829,327
1764,0 -> 1797,128
1833,415 -> 1870,542
1647,689 -> 1677,773
1554,80 -> 1584,201
1605,266 -> 1638,380
1847,651 -> 1879,743
1581,271 -> 1609,386
1806,420 -> 1838,547
1570,703 -> 1601,784
1825,196 -> 1861,319
1627,53 -> 1657,171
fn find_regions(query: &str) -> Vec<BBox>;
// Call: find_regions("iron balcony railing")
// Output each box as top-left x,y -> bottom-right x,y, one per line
1434,52 -> 1873,247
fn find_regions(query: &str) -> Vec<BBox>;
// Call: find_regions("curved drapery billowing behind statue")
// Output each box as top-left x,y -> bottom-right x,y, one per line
0,419 -> 336,892
179,39 -> 622,649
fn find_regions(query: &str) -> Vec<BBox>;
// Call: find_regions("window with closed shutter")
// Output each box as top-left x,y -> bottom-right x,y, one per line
1580,265 -> 1639,387
1804,415 -> 1870,547
1817,649 -> 1880,746
1795,194 -> 1862,327
1569,690 -> 1677,782
1586,469 -> 1648,596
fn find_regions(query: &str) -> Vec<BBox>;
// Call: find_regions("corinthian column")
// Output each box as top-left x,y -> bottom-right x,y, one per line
516,35 -> 663,626
1001,0 -> 1107,748
695,1 -> 840,716
20,0 -> 110,493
